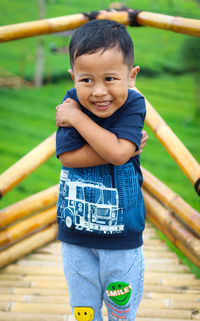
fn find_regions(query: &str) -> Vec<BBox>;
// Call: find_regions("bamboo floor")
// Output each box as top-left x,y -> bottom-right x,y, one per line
0,222 -> 199,321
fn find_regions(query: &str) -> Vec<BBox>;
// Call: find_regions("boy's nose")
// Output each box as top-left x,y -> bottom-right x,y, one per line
92,83 -> 107,96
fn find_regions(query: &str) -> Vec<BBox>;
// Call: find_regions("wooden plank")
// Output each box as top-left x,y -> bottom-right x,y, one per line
0,295 -> 200,310
1,301 -> 199,319
0,311 -> 67,321
0,313 -> 197,321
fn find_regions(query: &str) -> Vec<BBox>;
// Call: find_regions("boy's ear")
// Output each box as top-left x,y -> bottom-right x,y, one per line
129,66 -> 140,88
68,69 -> 75,82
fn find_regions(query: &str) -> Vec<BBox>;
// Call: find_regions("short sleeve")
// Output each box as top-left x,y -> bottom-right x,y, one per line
109,91 -> 146,150
56,89 -> 86,158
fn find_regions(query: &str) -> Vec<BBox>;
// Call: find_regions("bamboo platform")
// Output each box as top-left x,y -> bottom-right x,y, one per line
0,222 -> 199,321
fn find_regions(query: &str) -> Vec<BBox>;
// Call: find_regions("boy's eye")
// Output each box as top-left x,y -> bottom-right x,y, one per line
106,77 -> 115,82
82,78 -> 92,83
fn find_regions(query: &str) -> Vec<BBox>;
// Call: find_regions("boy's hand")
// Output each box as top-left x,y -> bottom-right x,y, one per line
134,130 -> 148,156
56,98 -> 81,127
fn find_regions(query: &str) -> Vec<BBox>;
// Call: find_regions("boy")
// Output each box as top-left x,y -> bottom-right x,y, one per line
56,19 -> 147,321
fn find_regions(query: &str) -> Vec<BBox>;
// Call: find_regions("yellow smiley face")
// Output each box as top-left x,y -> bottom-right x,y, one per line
74,307 -> 94,321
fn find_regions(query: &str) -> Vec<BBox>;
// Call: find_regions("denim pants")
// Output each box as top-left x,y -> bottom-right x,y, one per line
61,242 -> 145,321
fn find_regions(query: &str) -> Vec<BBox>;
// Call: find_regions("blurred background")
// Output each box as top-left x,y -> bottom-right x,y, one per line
0,0 -> 199,212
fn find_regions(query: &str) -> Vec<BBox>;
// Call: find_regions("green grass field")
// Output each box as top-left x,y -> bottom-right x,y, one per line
0,0 -> 199,276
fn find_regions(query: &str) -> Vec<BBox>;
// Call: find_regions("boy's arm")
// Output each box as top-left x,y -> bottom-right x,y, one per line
59,144 -> 107,167
59,130 -> 148,168
56,98 -> 145,166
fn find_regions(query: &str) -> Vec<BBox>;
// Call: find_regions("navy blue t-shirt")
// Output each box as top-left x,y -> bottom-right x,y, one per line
56,88 -> 146,250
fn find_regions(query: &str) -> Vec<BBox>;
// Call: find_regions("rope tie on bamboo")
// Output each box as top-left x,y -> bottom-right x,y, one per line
127,9 -> 142,26
194,178 -> 200,195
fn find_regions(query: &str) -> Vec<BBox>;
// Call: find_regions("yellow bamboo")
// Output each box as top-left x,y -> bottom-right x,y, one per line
0,185 -> 58,228
142,166 -> 200,236
0,132 -> 56,198
142,188 -> 200,268
0,12 -> 128,43
0,10 -> 199,44
137,11 -> 200,37
0,13 -> 89,43
135,87 -> 200,195
0,223 -> 57,268
0,205 -> 56,248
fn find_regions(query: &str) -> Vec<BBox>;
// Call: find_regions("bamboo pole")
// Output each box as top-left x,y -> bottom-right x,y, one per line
0,12 -> 127,43
0,223 -> 57,268
0,13 -> 89,43
142,166 -> 200,236
142,188 -> 200,268
0,205 -> 56,248
0,185 -> 58,228
137,11 -> 200,37
0,132 -> 56,198
135,87 -> 200,195
0,10 -> 199,44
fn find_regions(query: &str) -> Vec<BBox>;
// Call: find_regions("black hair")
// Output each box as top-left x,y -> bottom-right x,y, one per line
69,19 -> 134,70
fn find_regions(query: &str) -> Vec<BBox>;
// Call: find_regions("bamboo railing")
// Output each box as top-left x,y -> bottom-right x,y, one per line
142,167 -> 200,236
0,185 -> 58,228
141,168 -> 200,268
0,184 -> 59,267
135,87 -> 200,195
0,9 -> 199,44
0,133 -> 56,198
0,224 -> 57,268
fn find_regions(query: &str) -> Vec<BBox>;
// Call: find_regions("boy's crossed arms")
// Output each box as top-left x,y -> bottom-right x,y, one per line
56,97 -> 148,168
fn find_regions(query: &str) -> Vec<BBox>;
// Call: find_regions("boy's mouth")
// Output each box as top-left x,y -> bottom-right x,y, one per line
93,101 -> 112,109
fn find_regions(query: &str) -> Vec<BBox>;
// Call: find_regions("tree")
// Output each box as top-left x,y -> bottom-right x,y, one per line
34,0 -> 46,87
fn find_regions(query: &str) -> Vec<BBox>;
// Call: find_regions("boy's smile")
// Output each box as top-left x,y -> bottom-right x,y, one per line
69,47 -> 139,118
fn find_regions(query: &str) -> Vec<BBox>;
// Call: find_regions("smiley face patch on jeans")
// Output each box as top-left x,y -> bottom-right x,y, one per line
74,307 -> 94,321
106,282 -> 132,306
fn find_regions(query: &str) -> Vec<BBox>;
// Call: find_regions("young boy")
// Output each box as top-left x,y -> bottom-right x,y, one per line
56,19 -> 147,321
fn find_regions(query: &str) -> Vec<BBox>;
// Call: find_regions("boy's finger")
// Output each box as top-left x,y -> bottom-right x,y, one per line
63,97 -> 72,103
141,134 -> 149,144
140,142 -> 146,148
142,130 -> 149,140
134,149 -> 143,156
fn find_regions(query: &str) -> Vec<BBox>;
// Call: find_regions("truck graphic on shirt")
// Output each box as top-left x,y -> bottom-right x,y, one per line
58,178 -> 124,234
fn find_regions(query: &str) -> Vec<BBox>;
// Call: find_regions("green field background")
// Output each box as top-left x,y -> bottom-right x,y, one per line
0,0 -> 199,273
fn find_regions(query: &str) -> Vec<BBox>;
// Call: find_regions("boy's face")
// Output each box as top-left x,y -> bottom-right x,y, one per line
69,47 -> 139,118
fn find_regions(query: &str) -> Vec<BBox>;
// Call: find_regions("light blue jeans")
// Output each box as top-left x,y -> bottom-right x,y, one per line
61,242 -> 144,321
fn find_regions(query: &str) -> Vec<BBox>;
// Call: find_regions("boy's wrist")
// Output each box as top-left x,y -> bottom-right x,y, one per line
70,108 -> 84,127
